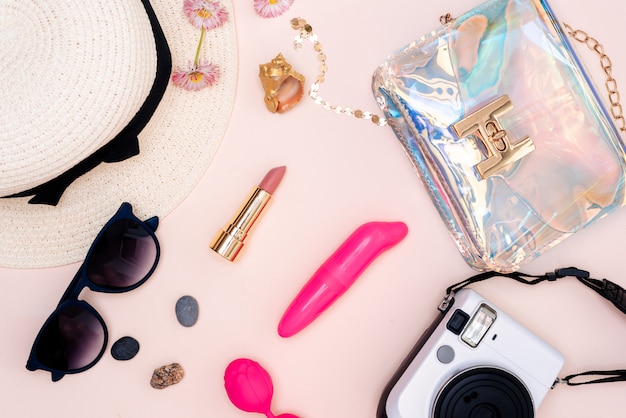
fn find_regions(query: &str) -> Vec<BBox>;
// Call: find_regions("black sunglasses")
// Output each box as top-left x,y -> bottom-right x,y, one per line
26,202 -> 160,381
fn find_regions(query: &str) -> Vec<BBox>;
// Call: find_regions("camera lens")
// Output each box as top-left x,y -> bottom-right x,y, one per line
433,367 -> 533,418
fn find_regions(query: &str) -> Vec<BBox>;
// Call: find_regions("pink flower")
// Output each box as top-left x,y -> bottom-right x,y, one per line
183,0 -> 229,30
253,0 -> 294,18
171,61 -> 220,91
173,1 -> 226,92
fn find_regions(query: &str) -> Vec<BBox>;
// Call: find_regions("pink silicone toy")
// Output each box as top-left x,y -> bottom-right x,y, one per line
224,358 -> 299,418
278,221 -> 408,337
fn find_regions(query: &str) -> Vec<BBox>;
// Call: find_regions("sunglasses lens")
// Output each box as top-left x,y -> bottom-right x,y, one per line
35,304 -> 105,372
86,218 -> 158,288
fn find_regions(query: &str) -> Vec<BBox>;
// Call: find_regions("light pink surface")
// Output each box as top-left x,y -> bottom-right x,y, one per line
2,0 -> 626,417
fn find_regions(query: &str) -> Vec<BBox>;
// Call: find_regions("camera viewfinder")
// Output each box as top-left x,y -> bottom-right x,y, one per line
446,309 -> 470,335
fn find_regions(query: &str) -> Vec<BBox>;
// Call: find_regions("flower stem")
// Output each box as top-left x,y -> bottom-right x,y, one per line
194,27 -> 206,67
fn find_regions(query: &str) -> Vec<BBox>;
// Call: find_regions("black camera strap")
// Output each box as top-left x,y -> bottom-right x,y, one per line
440,267 -> 626,387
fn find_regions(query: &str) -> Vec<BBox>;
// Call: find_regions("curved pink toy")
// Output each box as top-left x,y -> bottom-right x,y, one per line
278,221 -> 408,337
224,358 -> 299,418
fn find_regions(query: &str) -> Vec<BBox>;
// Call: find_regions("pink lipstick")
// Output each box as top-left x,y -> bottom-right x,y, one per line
278,221 -> 408,337
210,166 -> 286,262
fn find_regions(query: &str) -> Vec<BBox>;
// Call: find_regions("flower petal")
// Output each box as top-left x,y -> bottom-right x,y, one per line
183,0 -> 229,30
253,0 -> 294,19
171,61 -> 221,91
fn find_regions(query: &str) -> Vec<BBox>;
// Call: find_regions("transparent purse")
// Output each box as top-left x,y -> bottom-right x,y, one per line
290,0 -> 626,272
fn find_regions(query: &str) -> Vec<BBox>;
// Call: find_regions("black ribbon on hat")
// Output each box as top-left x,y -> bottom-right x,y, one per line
3,0 -> 172,206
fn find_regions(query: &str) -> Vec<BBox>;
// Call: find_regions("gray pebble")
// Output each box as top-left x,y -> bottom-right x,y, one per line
175,295 -> 199,327
111,336 -> 140,360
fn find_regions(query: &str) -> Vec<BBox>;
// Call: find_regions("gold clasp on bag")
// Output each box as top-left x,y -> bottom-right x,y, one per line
452,95 -> 535,179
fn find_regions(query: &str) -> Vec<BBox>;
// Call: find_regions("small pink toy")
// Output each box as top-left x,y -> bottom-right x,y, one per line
224,358 -> 299,418
278,221 -> 408,337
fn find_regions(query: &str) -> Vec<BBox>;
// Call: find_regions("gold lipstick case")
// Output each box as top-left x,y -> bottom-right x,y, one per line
210,187 -> 272,261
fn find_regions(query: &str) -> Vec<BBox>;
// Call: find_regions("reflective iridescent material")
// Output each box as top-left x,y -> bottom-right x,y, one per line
373,0 -> 625,271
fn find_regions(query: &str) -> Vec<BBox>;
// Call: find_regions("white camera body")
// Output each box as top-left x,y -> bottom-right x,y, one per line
379,289 -> 565,418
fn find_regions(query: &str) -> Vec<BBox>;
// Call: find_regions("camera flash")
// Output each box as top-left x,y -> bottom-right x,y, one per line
462,304 -> 497,347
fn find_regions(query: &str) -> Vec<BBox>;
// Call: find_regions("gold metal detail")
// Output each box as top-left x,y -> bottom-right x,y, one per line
452,95 -> 535,179
285,18 -> 624,133
290,17 -> 387,126
210,188 -> 272,261
259,53 -> 305,113
440,13 -> 455,25
564,24 -> 625,132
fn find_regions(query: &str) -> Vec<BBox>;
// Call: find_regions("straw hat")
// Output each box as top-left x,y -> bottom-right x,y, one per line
0,0 -> 237,268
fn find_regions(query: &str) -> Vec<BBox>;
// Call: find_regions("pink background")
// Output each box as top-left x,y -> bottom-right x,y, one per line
2,0 -> 626,416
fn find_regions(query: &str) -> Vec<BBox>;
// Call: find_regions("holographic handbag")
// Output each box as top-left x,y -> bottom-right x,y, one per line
370,0 -> 626,272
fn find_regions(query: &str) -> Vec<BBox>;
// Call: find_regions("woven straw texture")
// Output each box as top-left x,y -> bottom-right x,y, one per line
0,0 -> 237,268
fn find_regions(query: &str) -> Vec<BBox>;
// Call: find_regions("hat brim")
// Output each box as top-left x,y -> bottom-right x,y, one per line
0,0 -> 238,268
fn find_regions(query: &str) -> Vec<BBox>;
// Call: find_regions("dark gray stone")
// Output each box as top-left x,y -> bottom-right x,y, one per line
175,295 -> 199,327
111,336 -> 140,361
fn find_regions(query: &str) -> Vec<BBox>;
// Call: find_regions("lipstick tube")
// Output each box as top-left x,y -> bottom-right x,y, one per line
210,166 -> 286,261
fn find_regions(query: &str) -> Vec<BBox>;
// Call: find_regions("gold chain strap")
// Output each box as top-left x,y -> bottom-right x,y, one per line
290,18 -> 387,126
291,17 -> 625,133
564,24 -> 626,132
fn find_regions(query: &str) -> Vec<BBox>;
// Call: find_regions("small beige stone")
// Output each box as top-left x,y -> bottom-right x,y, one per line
150,363 -> 185,389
